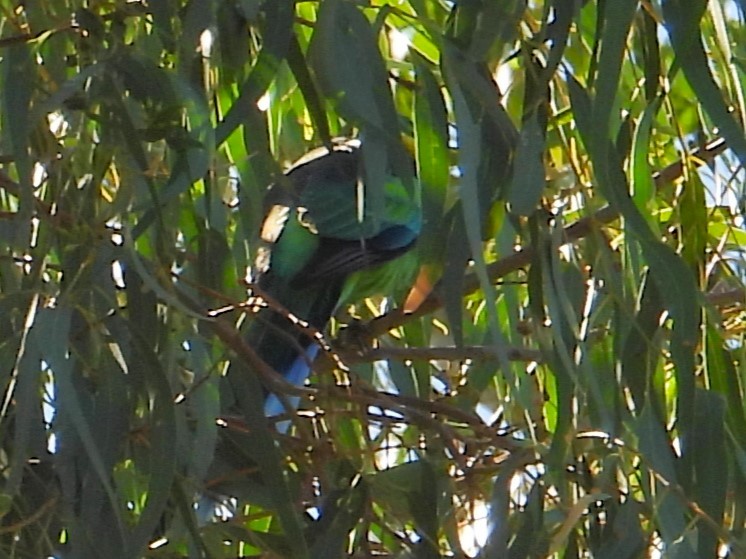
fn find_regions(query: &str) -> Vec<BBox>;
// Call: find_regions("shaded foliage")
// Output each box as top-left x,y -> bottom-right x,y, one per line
0,1 -> 745,558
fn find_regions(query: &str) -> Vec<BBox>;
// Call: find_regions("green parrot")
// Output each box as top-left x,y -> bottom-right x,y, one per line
245,140 -> 422,423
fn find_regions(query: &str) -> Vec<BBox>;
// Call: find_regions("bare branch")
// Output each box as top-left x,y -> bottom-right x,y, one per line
343,344 -> 543,364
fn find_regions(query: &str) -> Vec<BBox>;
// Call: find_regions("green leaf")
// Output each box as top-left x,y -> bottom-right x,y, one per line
508,112 -> 546,216
620,273 -> 664,409
309,0 -> 398,134
446,61 -> 512,371
630,98 -> 660,216
592,0 -> 637,146
413,57 -> 450,263
0,494 -> 12,519
2,44 -> 34,222
690,389 -> 726,557
215,0 -> 294,146
126,323 -> 179,557
643,242 -> 699,447
226,358 -> 310,558
37,307 -> 127,545
663,0 -> 746,166
309,479 -> 367,557
287,34 -> 331,144
594,501 -> 645,559
705,326 -> 746,442
636,403 -> 696,557
678,166 -> 707,269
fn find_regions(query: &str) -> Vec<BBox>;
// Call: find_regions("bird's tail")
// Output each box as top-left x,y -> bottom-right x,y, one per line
244,277 -> 343,427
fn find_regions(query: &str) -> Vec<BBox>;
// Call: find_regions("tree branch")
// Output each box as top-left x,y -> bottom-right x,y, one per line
342,344 -> 542,364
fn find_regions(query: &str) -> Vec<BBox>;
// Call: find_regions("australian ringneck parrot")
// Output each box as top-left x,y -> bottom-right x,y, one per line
244,141 -> 421,425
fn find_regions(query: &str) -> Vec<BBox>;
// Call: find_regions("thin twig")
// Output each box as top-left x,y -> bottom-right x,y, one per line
343,344 -> 542,364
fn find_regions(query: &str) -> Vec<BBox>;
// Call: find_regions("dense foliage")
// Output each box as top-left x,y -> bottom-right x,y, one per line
1,0 -> 746,557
